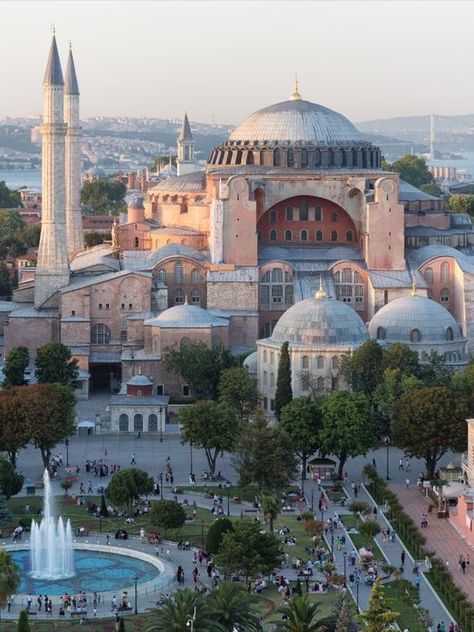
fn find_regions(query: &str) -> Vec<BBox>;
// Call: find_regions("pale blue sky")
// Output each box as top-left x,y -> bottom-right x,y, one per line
1,0 -> 473,124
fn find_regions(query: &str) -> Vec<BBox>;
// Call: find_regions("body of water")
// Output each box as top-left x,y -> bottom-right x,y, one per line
0,170 -> 41,190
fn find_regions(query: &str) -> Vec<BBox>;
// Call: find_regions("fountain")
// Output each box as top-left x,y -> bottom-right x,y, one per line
30,469 -> 75,579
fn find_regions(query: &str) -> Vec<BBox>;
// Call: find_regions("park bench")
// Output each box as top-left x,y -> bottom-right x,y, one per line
70,610 -> 87,617
244,508 -> 258,513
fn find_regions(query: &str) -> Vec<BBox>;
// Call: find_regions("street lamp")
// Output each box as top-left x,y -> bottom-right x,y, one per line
226,482 -> 231,517
343,551 -> 347,582
186,606 -> 197,631
355,573 -> 361,612
310,489 -> 314,512
201,520 -> 204,549
159,407 -> 163,443
330,530 -> 334,554
385,436 -> 391,481
160,472 -> 163,500
65,438 -> 69,468
190,441 -> 193,477
321,506 -> 325,526
134,574 -> 138,614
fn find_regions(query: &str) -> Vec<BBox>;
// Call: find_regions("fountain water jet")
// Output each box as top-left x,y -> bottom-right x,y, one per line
30,469 -> 75,579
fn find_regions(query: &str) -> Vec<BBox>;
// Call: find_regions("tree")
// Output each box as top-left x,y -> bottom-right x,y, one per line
446,194 -> 474,217
60,480 -> 73,496
279,397 -> 322,485
179,400 -> 240,475
218,366 -> 258,419
35,342 -> 79,387
206,581 -> 261,632
26,383 -> 77,469
0,550 -> 19,612
373,368 -> 423,437
100,493 -> 109,517
0,458 -> 24,498
206,517 -> 234,555
3,346 -> 29,387
320,391 -> 376,479
84,230 -> 111,248
0,181 -> 21,209
275,342 -> 293,419
419,182 -> 442,197
0,387 -> 32,465
164,341 -> 238,400
215,518 -> 282,582
234,410 -> 297,493
392,386 -> 467,478
150,500 -> 186,535
334,593 -> 355,632
0,260 -> 11,298
17,609 -> 31,632
361,577 -> 399,632
0,493 -> 13,525
382,342 -> 421,377
274,595 -> 324,631
81,178 -> 127,215
385,154 -> 435,189
0,210 -> 27,258
106,468 -> 155,515
357,520 -> 381,543
117,617 -> 126,632
262,493 -> 280,533
340,339 -> 384,397
418,351 -> 451,387
145,589 -> 217,632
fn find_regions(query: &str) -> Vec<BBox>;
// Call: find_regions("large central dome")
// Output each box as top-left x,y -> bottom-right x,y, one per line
230,99 -> 364,145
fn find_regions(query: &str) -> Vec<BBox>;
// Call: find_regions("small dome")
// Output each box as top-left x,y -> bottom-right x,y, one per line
243,351 -> 258,376
127,373 -> 152,386
368,294 -> 463,343
128,197 -> 144,210
268,295 -> 368,347
145,304 -> 228,329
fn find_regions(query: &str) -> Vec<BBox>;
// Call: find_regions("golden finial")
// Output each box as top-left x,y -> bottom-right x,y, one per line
315,278 -> 328,301
411,278 -> 417,296
51,23 -> 55,36
290,73 -> 302,101
69,39 -> 72,50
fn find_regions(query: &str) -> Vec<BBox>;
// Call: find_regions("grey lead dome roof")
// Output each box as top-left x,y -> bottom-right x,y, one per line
268,295 -> 368,347
368,294 -> 463,343
229,99 -> 365,145
145,304 -> 228,329
127,374 -> 152,386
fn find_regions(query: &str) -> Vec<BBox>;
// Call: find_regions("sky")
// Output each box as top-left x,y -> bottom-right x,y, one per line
1,0 -> 473,125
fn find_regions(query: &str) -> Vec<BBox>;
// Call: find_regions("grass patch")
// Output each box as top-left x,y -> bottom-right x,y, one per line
179,485 -> 300,505
1,615 -> 148,631
340,515 -> 385,561
384,580 -> 430,632
262,584 -> 338,627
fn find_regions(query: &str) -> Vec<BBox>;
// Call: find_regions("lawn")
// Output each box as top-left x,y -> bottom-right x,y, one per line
384,580 -> 431,632
179,484 -> 300,505
340,514 -> 386,562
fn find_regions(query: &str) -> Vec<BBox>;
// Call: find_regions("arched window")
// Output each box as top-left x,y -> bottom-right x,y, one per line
330,230 -> 338,242
175,289 -> 184,304
287,149 -> 295,167
246,151 -> 254,165
148,414 -> 158,432
286,206 -> 293,221
270,373 -> 275,387
384,290 -> 388,305
317,356 -> 324,369
263,350 -> 267,362
302,356 -> 309,370
263,370 -> 267,385
119,414 -> 129,432
446,327 -> 454,341
134,237 -> 139,248
191,268 -> 200,284
331,356 -> 339,369
273,148 -> 281,167
270,209 -> 278,223
191,288 -> 200,304
424,267 -> 433,284
91,323 -> 111,345
134,414 -> 143,432
301,230 -> 308,241
174,262 -> 184,283
441,262 -> 449,284
299,202 -> 309,221
285,230 -> 292,241
269,229 -> 277,241
316,230 -> 323,241
377,327 -> 386,340
157,268 -> 167,285
301,148 -> 308,167
180,336 -> 191,350
346,230 -> 353,242
410,329 -> 422,342
317,377 -> 324,391
440,288 -> 449,303
272,269 -> 283,283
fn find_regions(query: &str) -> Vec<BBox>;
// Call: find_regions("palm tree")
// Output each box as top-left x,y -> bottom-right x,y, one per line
206,581 -> 261,631
0,550 -> 20,609
274,595 -> 325,632
145,589 -> 222,632
262,493 -> 279,533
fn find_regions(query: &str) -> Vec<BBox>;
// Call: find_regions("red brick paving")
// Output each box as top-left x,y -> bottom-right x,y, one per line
392,485 -> 474,601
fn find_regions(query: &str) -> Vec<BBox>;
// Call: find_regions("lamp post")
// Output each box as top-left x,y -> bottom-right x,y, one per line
321,506 -> 325,526
330,530 -> 334,554
201,520 -> 204,549
65,438 -> 69,468
186,606 -> 197,631
226,482 -> 231,517
160,472 -> 163,500
134,574 -> 138,614
385,436 -> 391,481
355,573 -> 360,612
343,551 -> 347,582
310,488 -> 314,512
159,407 -> 163,443
190,441 -> 193,477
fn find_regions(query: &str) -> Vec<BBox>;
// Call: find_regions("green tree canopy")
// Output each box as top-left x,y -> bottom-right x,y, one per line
0,493 -> 13,525
84,230 -> 111,248
145,589 -> 217,632
179,400 -> 240,475
392,386 -> 467,478
385,154 -> 435,189
320,391 -> 375,478
206,517 -> 234,555
274,594 -> 324,631
234,409 -> 297,493
361,577 -> 399,632
106,468 -> 155,514
0,386 -> 32,465
35,342 -> 79,387
0,210 -> 27,257
340,339 -> 384,397
382,342 -> 421,377
3,345 -> 29,388
373,368 -> 424,437
150,500 -> 186,535
275,342 -> 293,419
218,366 -> 258,419
0,549 -> 20,608
0,260 -> 12,298
206,580 -> 261,632
215,518 -> 282,582
0,181 -> 21,209
446,194 -> 474,217
262,493 -> 280,533
81,178 -> 127,215
419,182 -> 442,197
0,458 -> 24,499
17,609 -> 31,632
164,341 -> 238,400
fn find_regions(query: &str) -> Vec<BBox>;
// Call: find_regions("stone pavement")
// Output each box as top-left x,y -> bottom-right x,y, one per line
393,485 -> 474,602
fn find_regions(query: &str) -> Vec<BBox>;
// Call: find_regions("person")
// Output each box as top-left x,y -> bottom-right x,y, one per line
131,452 -> 136,465
401,550 -> 406,566
461,558 -> 466,574
106,533 -> 110,545
372,458 -> 376,468
414,573 -> 421,590
405,478 -> 410,489
37,594 -> 43,611
26,594 -> 32,611
7,596 -> 12,612
399,458 -> 404,471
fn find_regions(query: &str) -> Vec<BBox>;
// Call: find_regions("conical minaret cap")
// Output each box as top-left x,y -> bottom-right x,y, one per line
179,113 -> 193,141
43,34 -> 64,85
65,47 -> 79,95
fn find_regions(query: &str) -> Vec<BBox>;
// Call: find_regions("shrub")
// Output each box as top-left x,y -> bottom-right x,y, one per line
348,500 -> 370,516
357,520 -> 381,541
205,517 -> 234,554
150,500 -> 186,535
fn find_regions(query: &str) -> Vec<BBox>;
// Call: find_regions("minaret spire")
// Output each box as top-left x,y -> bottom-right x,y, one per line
177,111 -> 195,176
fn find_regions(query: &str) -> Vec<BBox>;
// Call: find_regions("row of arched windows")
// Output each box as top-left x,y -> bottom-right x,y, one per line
264,229 -> 353,242
423,262 -> 450,285
260,267 -> 294,310
119,413 -> 159,432
155,266 -> 202,286
376,326 -> 454,343
174,288 -> 201,304
301,355 -> 339,370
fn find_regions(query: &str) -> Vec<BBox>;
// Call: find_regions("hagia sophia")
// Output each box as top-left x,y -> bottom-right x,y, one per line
1,36 -> 474,427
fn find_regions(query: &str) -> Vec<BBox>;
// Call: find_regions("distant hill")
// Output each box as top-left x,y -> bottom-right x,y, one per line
357,114 -> 474,136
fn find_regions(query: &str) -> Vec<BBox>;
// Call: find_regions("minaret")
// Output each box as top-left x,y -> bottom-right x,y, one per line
64,44 -> 84,259
34,33 -> 70,309
177,112 -> 195,176
430,113 -> 436,160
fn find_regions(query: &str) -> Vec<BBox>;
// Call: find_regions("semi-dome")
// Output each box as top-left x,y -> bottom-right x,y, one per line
229,99 -> 364,145
243,351 -> 258,376
127,373 -> 152,386
145,303 -> 228,329
267,290 -> 368,347
368,293 -> 464,343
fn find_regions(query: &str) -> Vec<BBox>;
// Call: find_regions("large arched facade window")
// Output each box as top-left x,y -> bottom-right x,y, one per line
191,268 -> 200,284
174,262 -> 184,283
440,288 -> 449,303
175,289 -> 184,304
260,266 -> 293,310
333,267 -> 365,309
91,323 -> 111,344
424,267 -> 433,284
157,269 -> 167,284
410,329 -> 422,342
119,414 -> 129,432
148,414 -> 158,432
134,414 -> 143,432
441,262 -> 450,284
273,148 -> 281,167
